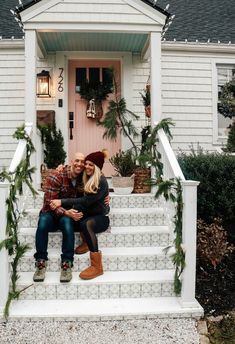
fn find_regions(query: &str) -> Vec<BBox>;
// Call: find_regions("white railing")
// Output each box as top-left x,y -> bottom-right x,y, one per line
0,122 -> 33,314
157,128 -> 200,308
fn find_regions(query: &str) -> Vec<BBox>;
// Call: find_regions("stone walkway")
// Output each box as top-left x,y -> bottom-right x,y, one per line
0,318 -> 199,344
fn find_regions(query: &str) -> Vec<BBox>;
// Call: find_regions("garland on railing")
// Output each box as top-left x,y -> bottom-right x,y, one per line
0,126 -> 37,318
143,119 -> 185,295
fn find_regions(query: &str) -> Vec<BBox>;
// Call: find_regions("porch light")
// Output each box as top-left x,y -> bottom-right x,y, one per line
37,70 -> 51,97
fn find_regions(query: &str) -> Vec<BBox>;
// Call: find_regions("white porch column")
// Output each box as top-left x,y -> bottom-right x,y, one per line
181,180 -> 200,307
150,32 -> 162,124
25,30 -> 37,186
0,183 -> 10,315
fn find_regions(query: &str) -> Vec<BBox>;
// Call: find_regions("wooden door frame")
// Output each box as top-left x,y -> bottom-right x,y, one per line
55,51 -> 133,163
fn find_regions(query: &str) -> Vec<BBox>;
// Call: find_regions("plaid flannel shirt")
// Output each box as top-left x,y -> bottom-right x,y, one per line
41,165 -> 84,217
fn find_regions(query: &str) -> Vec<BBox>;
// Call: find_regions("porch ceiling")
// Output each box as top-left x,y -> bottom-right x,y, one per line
38,32 -> 148,53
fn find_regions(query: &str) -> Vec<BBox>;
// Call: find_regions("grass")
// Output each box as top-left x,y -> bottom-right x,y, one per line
207,314 -> 235,344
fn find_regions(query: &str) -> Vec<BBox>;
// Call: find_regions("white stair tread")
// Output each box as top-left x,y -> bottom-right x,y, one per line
19,225 -> 169,235
24,246 -> 174,257
18,270 -> 175,285
8,297 -> 203,319
25,207 -> 163,214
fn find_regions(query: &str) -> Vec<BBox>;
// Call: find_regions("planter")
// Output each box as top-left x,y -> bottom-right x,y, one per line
145,105 -> 151,118
112,175 -> 135,194
133,167 -> 151,193
40,164 -> 56,191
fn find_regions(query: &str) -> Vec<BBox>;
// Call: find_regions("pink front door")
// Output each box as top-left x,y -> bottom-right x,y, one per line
68,60 -> 121,177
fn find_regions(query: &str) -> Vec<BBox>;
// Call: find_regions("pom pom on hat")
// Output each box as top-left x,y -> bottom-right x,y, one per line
85,150 -> 107,170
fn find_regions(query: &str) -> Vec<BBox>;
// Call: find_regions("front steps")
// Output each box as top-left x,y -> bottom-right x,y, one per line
5,192 -> 203,320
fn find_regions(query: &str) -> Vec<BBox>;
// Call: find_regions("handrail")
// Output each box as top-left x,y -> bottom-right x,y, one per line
9,122 -> 33,173
158,128 -> 185,180
157,127 -> 200,309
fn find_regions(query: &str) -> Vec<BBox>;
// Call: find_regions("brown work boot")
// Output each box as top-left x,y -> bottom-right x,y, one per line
33,259 -> 47,282
79,251 -> 103,280
75,233 -> 89,254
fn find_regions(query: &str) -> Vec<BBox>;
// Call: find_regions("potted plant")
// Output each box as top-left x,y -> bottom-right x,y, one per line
110,150 -> 136,194
79,75 -> 113,120
140,84 -> 151,118
38,123 -> 67,190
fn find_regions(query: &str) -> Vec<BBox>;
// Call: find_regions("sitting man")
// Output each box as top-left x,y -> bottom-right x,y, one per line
33,152 -> 85,283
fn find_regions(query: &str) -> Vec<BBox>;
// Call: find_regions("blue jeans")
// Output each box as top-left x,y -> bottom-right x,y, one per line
34,212 -> 75,263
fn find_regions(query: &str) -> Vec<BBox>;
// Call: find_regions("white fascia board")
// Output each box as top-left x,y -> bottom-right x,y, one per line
125,0 -> 166,26
162,41 -> 235,54
24,22 -> 162,33
0,40 -> 24,49
20,0 -> 59,23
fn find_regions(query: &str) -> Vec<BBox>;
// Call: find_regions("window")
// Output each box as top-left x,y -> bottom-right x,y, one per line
217,64 -> 235,137
75,67 -> 113,93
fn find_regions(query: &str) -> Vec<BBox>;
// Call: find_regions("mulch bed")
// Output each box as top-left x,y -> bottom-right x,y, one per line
196,251 -> 235,316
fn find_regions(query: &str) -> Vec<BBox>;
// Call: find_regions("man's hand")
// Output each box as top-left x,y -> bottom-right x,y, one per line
64,209 -> 83,221
56,164 -> 65,172
50,199 -> 62,210
104,195 -> 111,206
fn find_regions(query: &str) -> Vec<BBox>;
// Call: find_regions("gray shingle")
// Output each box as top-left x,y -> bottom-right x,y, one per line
0,0 -> 234,44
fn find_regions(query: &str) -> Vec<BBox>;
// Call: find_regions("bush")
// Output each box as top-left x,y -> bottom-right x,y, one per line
178,149 -> 235,241
197,219 -> 234,268
39,124 -> 66,169
110,150 -> 136,177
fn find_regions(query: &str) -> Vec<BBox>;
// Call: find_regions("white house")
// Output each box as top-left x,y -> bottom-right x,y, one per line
0,0 -> 234,320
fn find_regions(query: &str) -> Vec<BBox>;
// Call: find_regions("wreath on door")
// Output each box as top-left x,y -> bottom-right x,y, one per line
79,79 -> 113,120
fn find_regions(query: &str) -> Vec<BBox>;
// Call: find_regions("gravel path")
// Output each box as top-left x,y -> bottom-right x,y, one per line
0,319 -> 199,344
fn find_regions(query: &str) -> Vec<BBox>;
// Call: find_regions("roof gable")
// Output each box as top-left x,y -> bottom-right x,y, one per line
19,0 -> 167,28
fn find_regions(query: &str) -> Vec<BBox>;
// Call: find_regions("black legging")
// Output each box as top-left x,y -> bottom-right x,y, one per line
78,215 -> 110,252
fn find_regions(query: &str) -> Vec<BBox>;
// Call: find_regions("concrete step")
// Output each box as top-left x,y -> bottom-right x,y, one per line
17,247 -> 175,272
17,270 -> 175,300
19,225 -> 171,249
7,297 -> 203,321
22,193 -> 164,210
19,207 -> 166,228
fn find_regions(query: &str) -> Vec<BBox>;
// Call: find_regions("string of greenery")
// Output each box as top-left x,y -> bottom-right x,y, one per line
0,126 -> 37,319
142,119 -> 185,295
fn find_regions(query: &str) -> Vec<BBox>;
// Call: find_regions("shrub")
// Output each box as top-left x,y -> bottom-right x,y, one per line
39,124 -> 66,169
226,120 -> 235,152
178,149 -> 235,241
197,219 -> 234,268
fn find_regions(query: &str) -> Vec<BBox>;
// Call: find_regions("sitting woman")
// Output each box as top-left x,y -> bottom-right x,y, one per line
50,151 -> 110,280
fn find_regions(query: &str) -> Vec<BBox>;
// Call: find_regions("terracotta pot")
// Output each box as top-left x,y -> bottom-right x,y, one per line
145,105 -> 151,118
133,167 -> 151,193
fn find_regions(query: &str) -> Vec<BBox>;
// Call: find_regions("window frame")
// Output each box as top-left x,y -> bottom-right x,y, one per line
212,59 -> 235,145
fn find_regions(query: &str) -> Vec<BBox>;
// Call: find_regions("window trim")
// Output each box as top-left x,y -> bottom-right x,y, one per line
212,58 -> 235,145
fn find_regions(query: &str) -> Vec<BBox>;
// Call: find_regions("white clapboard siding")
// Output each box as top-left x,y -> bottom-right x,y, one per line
29,0 -> 157,24
161,50 -> 216,152
0,48 -> 25,169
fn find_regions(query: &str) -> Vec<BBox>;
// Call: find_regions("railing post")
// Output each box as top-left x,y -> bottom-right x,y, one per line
0,182 -> 10,315
180,180 -> 200,307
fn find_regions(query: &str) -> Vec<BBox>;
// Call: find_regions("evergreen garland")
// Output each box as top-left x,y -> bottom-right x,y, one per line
0,126 -> 37,319
143,119 -> 185,295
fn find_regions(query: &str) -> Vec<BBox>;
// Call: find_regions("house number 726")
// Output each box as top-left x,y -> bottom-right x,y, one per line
58,68 -> 64,92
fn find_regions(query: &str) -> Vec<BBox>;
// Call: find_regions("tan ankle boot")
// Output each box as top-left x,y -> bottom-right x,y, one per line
75,233 -> 89,255
79,251 -> 103,280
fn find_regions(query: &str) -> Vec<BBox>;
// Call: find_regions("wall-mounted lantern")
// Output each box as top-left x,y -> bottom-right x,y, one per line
37,70 -> 51,97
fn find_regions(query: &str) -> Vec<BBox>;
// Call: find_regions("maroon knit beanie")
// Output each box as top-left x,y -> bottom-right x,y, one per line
85,151 -> 105,170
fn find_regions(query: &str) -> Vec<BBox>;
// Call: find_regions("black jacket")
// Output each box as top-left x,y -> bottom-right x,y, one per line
61,175 -> 109,216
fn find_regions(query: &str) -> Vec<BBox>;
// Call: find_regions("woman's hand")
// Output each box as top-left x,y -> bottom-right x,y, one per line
50,199 -> 62,210
64,209 -> 83,221
104,195 -> 110,206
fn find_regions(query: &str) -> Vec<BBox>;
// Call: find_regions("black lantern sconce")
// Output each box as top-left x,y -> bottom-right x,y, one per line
37,70 -> 51,97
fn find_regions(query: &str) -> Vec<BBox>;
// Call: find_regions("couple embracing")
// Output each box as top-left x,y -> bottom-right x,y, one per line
33,150 -> 110,283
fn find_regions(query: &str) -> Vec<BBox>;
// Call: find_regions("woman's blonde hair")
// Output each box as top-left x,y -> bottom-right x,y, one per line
83,164 -> 101,194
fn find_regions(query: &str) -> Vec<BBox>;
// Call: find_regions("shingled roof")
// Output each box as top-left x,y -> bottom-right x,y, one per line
0,0 -> 235,44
